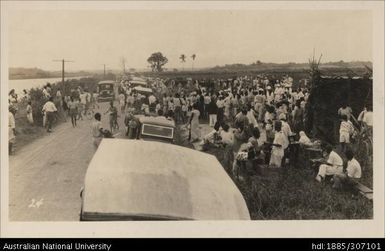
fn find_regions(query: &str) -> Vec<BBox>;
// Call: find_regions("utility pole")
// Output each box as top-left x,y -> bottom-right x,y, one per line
102,64 -> 106,79
53,59 -> 74,84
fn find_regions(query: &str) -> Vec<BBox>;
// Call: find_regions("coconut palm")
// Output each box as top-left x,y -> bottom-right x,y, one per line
179,54 -> 186,71
191,54 -> 196,70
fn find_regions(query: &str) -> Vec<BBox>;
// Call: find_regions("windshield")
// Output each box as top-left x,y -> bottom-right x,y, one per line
99,84 -> 113,91
142,124 -> 174,139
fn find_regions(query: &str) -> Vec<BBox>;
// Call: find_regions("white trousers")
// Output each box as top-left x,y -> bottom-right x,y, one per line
209,114 -> 217,127
317,164 -> 343,178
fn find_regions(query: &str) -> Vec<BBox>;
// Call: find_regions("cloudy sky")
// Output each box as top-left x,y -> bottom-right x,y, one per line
7,9 -> 372,71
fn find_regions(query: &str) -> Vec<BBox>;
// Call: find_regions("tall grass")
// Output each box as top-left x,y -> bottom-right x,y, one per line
204,146 -> 372,220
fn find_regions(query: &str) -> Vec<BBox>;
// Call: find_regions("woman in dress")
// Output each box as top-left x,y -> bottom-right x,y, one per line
189,103 -> 201,142
291,100 -> 304,133
269,121 -> 285,168
298,131 -> 312,146
26,101 -> 34,125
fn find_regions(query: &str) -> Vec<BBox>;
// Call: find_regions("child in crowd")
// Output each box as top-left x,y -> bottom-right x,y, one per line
339,114 -> 355,153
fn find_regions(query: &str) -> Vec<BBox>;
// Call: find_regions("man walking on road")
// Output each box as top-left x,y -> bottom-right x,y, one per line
42,97 -> 57,133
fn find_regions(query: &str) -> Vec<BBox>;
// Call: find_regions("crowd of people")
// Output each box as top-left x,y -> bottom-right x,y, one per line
112,74 -> 372,191
9,74 -> 373,193
8,83 -> 97,154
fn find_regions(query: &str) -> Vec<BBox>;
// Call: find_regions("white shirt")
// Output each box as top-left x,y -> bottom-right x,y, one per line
79,93 -> 87,104
149,95 -> 157,105
346,158 -> 362,178
119,93 -> 125,102
281,120 -> 291,149
204,96 -> 211,105
247,110 -> 258,127
42,101 -> 57,113
42,88 -> 50,98
297,91 -> 304,99
339,121 -> 354,134
281,120 -> 292,137
264,111 -> 274,124
173,97 -> 181,107
326,151 -> 343,167
216,100 -> 225,108
362,111 -> 373,127
92,120 -> 103,138
220,130 -> 234,145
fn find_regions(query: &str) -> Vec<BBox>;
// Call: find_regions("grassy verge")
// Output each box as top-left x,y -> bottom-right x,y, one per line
208,147 -> 372,220
11,101 -> 66,151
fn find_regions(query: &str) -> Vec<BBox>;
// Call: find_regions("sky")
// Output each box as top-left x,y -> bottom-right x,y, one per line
7,9 -> 372,72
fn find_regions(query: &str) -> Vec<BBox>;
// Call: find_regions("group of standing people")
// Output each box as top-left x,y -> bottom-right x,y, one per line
155,74 -> 371,191
156,75 -> 311,181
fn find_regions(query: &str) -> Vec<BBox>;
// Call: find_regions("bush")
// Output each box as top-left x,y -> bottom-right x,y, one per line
27,77 -> 101,126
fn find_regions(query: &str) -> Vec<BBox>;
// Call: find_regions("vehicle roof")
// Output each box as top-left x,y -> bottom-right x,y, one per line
130,80 -> 148,86
132,77 -> 146,81
82,139 -> 250,220
98,80 -> 115,84
133,86 -> 153,93
138,115 -> 176,128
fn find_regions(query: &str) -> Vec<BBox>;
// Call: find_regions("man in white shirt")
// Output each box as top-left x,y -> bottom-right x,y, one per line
316,145 -> 344,182
358,106 -> 373,127
42,97 -> 57,132
362,111 -> 373,127
332,150 -> 362,189
203,94 -> 211,119
246,106 -> 258,128
42,87 -> 50,98
79,92 -> 87,106
216,96 -> 225,123
118,93 -> 126,113
148,94 -> 157,105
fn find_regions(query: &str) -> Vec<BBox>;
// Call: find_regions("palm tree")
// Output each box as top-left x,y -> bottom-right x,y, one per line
191,54 -> 196,70
179,54 -> 186,71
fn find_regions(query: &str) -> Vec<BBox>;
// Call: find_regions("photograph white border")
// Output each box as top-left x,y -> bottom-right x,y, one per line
1,1 -> 384,238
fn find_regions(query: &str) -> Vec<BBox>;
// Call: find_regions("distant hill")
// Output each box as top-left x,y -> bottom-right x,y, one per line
9,67 -> 92,80
208,61 -> 372,73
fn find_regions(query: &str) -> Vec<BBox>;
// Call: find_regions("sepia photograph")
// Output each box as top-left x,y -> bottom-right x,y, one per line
1,1 -> 384,238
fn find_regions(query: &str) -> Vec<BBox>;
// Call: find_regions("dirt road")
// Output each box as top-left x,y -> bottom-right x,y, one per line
9,101 -> 126,221
9,103 -> 267,221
